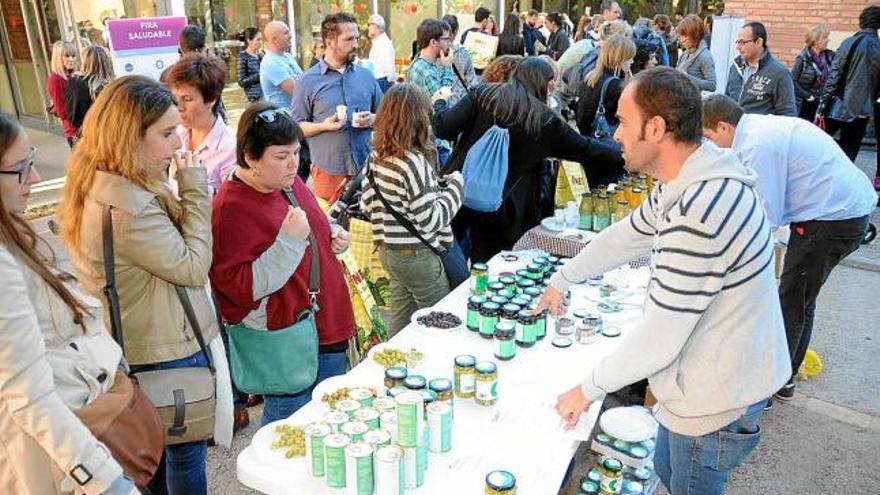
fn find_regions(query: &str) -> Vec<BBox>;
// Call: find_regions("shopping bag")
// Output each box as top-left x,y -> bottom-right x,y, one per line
554,160 -> 590,208
463,31 -> 499,70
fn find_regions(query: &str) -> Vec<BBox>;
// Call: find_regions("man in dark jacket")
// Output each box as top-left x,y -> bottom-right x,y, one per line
725,21 -> 797,116
523,10 -> 546,56
819,5 -> 880,176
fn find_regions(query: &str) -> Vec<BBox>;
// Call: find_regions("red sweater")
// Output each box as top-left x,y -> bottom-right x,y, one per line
210,175 -> 355,346
46,73 -> 77,139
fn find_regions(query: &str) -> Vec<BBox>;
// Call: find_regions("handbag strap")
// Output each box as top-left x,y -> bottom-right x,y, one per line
596,76 -> 619,116
281,187 -> 321,311
101,204 -> 213,372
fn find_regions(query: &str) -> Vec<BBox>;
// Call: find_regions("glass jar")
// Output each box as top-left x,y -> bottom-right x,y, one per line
516,278 -> 536,292
535,308 -> 548,340
475,361 -> 498,406
428,378 -> 453,410
525,263 -> 544,281
579,191 -> 593,231
489,296 -> 508,307
471,262 -> 489,295
516,310 -> 537,348
488,282 -> 506,295
453,355 -> 476,399
403,375 -> 426,390
494,323 -> 516,361
500,303 -> 521,326
498,275 -> 516,292
612,199 -> 629,223
467,296 -> 487,332
576,318 -> 599,345
479,302 -> 500,340
556,316 -> 575,336
599,457 -> 623,494
384,366 -> 407,388
484,470 -> 517,494
593,192 -> 611,232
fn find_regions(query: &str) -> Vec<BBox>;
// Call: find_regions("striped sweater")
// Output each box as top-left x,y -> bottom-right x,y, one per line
550,142 -> 790,436
361,152 -> 464,250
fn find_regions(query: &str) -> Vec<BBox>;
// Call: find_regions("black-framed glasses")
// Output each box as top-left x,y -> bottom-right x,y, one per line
0,147 -> 37,184
256,108 -> 293,123
735,38 -> 757,46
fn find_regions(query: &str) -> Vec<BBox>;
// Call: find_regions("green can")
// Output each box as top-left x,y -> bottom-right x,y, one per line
341,421 -> 369,443
471,262 -> 489,295
362,429 -> 392,452
395,391 -> 424,448
344,442 -> 374,495
323,433 -> 350,488
402,446 -> 423,489
479,302 -> 501,339
353,408 -> 380,430
375,445 -> 405,495
467,296 -> 486,331
305,422 -> 331,477
427,402 -> 453,453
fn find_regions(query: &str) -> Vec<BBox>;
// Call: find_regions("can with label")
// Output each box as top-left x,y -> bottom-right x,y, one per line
349,388 -> 374,408
305,422 -> 331,477
402,446 -> 423,488
362,429 -> 392,452
395,391 -> 424,448
353,407 -> 380,430
323,411 -> 350,433
417,428 -> 429,474
323,433 -> 350,488
374,445 -> 405,495
379,411 -> 398,444
427,402 -> 453,453
336,399 -> 362,418
372,396 -> 397,414
344,442 -> 374,495
341,421 -> 369,443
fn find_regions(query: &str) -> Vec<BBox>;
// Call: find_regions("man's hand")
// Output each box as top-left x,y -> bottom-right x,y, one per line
556,384 -> 593,429
330,224 -> 351,253
353,111 -> 375,128
439,48 -> 454,66
532,284 -> 567,316
323,114 -> 345,132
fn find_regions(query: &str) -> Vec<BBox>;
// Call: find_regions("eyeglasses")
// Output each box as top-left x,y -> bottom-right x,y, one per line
437,36 -> 452,42
256,108 -> 293,123
0,147 -> 37,184
735,38 -> 757,46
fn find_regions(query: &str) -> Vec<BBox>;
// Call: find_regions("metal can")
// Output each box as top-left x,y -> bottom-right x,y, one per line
485,470 -> 517,494
374,445 -> 405,495
324,411 -> 350,433
349,388 -> 374,408
471,262 -> 489,295
344,442 -> 374,495
336,399 -> 362,418
384,367 -> 408,388
555,316 -> 575,336
323,433 -> 350,488
479,302 -> 501,339
427,402 -> 453,453
341,421 -> 369,443
305,422 -> 332,477
494,322 -> 516,361
403,374 -> 427,390
467,296 -> 487,331
599,457 -> 623,494
475,361 -> 498,406
454,354 -> 476,399
362,429 -> 392,452
373,396 -> 397,414
353,408 -> 380,430
379,411 -> 398,444
402,446 -> 423,489
395,391 -> 425,448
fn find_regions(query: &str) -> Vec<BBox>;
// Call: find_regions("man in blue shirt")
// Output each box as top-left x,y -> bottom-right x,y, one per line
260,21 -> 303,108
409,19 -> 455,167
702,94 -> 876,404
292,12 -> 382,201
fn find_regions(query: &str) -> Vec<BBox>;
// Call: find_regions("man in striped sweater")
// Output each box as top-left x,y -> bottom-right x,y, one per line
539,67 -> 790,495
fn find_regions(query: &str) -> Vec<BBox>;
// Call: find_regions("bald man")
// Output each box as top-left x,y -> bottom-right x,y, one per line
260,21 -> 303,107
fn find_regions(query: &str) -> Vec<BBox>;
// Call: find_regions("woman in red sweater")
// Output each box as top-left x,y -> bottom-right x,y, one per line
211,102 -> 355,426
46,41 -> 79,147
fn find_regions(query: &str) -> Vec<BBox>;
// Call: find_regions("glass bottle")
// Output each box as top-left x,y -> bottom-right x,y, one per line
578,192 -> 593,231
593,191 -> 611,232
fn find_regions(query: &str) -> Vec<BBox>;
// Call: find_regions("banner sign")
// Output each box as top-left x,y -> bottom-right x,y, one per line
107,17 -> 187,80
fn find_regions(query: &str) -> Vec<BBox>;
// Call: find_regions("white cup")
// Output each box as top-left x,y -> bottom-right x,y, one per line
336,104 -> 347,122
352,111 -> 370,128
554,208 -> 566,226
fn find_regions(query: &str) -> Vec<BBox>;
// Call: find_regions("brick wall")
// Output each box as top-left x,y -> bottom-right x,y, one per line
723,0 -> 871,68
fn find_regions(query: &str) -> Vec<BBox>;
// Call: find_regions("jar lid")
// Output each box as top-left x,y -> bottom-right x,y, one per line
419,389 -> 438,403
533,256 -> 549,265
517,279 -> 535,287
572,309 -> 590,319
385,366 -> 407,379
527,263 -> 543,272
499,275 -> 515,284
580,480 -> 600,493
524,287 -> 543,297
454,354 -> 476,367
482,302 -> 500,311
469,295 -> 487,304
552,336 -> 572,348
403,375 -> 426,389
488,282 -> 506,290
494,324 -> 515,337
602,457 -> 623,472
515,269 -> 529,277
475,361 -> 497,374
472,263 -> 489,271
490,296 -> 509,305
428,378 -> 452,392
502,303 -> 521,313
602,326 -> 622,337
628,445 -> 649,458
510,297 -> 530,307
517,309 -> 536,319
485,470 -> 516,490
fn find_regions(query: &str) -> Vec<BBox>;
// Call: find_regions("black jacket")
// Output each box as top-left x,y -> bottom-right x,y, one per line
432,89 -> 623,261
237,50 -> 263,101
64,75 -> 101,131
546,29 -> 571,60
497,34 -> 525,56
576,72 -> 623,138
821,29 -> 880,120
791,48 -> 834,102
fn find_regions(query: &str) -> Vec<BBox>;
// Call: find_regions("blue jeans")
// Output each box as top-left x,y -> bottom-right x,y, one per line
131,351 -> 210,495
654,400 -> 767,495
261,351 -> 348,426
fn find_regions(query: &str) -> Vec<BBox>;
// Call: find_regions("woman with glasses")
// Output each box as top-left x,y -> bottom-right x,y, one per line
675,14 -> 716,92
47,40 -> 80,148
0,116 -> 136,494
60,76 -> 220,495
210,102 -> 355,426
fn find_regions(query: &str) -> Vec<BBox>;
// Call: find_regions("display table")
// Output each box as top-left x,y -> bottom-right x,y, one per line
237,252 -> 648,494
513,223 -> 651,269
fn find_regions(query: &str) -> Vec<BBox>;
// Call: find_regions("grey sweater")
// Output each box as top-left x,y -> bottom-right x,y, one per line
676,41 -> 716,91
550,142 -> 790,436
726,51 -> 797,116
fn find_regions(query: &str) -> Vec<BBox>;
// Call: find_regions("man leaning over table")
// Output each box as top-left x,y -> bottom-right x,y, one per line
293,12 -> 383,202
535,67 -> 790,495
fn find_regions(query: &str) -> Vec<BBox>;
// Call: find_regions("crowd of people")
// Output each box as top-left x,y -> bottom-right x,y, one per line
1,3 -> 878,495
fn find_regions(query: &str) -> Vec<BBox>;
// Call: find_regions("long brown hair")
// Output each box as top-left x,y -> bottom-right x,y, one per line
0,115 -> 89,324
60,76 -> 181,252
372,83 -> 437,165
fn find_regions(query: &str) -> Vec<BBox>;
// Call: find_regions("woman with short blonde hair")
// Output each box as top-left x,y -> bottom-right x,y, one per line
47,40 -> 79,146
791,24 -> 834,120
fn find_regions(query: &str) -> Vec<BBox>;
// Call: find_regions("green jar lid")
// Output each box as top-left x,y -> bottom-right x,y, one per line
586,469 -> 602,482
602,457 -> 623,472
454,354 -> 476,367
526,263 -> 543,273
475,361 -> 497,374
533,256 -> 549,266
469,295 -> 487,305
387,385 -> 407,397
490,296 -> 509,305
580,480 -> 600,493
428,378 -> 452,393
497,289 -> 516,299
482,302 -> 500,311
499,275 -> 515,284
488,282 -> 506,291
385,367 -> 407,380
494,322 -> 515,337
419,389 -> 438,404
524,287 -> 543,297
404,375 -> 426,390
517,279 -> 536,288
628,446 -> 649,459
485,470 -> 516,490
502,303 -> 521,314
510,297 -> 530,307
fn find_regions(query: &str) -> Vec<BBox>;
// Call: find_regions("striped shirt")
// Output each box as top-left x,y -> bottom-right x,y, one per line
361,151 -> 463,251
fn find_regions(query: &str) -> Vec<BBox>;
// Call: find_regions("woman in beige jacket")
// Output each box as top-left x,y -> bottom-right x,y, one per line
0,116 -> 136,493
60,76 -> 218,495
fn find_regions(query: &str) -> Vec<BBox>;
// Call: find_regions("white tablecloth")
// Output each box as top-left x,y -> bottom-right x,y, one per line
237,253 -> 648,494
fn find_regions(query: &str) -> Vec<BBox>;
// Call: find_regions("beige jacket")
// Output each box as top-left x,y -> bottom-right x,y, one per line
71,168 -> 219,365
0,245 -> 124,494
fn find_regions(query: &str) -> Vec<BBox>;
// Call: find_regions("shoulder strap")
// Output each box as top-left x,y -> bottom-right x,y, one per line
596,76 -> 619,115
836,34 -> 868,97
451,59 -> 469,90
174,287 -> 214,372
281,187 -> 321,310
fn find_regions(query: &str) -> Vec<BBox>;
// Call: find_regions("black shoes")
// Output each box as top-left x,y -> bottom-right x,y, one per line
773,380 -> 796,402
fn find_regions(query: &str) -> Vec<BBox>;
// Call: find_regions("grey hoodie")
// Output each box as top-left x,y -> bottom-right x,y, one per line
726,51 -> 797,116
550,142 -> 790,436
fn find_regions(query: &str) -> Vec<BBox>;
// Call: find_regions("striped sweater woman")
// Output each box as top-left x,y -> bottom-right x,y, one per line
360,84 -> 464,334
